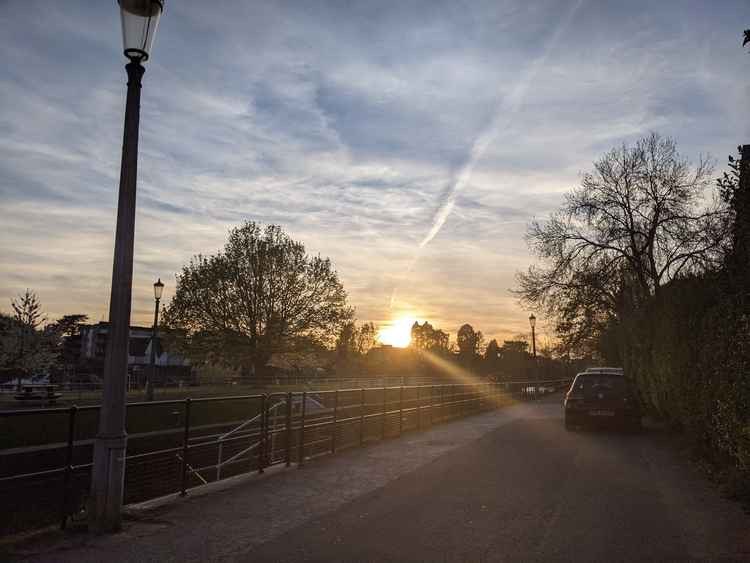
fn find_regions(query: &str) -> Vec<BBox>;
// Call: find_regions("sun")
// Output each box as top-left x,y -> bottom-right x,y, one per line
377,316 -> 416,348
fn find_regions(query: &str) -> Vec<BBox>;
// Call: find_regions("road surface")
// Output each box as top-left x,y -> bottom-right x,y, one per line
7,396 -> 749,562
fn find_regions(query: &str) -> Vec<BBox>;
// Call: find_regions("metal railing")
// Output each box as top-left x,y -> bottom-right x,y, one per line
0,379 -> 571,535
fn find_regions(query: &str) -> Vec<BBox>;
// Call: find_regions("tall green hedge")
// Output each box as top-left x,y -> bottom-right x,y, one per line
620,273 -> 750,486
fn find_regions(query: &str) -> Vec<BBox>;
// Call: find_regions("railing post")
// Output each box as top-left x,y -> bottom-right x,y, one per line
180,398 -> 191,496
398,386 -> 403,436
359,388 -> 365,446
440,384 -> 444,422
259,395 -> 266,474
381,386 -> 387,440
217,440 -> 223,481
298,391 -> 307,467
332,389 -> 338,454
60,405 -> 77,530
416,385 -> 421,430
429,385 -> 434,425
285,392 -> 292,467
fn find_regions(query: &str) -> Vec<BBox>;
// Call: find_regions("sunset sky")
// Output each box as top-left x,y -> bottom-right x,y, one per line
1,0 -> 748,345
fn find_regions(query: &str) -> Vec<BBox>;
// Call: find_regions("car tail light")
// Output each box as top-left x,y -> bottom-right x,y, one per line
565,394 -> 584,409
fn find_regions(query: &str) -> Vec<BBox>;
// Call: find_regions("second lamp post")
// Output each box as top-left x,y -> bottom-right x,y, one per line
529,314 -> 537,390
147,278 -> 164,401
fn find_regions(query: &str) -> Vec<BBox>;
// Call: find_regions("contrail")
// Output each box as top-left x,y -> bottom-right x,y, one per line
419,0 -> 584,250
390,0 -> 584,310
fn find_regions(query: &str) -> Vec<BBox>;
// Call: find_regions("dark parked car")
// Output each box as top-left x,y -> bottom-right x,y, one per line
564,369 -> 642,430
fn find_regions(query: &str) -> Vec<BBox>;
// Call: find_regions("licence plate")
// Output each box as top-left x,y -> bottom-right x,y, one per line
589,410 -> 614,417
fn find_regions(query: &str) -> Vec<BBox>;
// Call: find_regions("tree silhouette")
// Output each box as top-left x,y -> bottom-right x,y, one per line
457,323 -> 483,363
484,339 -> 499,361
517,133 -> 727,353
336,321 -> 376,358
164,222 -> 353,375
2,290 -> 56,389
410,321 -> 449,353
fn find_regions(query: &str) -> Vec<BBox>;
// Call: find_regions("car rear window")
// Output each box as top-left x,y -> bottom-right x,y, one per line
572,374 -> 627,393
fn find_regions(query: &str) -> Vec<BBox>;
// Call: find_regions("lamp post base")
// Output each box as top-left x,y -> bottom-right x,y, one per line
89,433 -> 128,533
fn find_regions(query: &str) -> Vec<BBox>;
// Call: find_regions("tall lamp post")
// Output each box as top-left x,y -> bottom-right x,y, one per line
146,278 -> 164,401
529,314 -> 537,393
90,0 -> 164,533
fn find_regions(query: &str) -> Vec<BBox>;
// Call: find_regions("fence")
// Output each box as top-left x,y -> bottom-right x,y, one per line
0,375 -> 476,406
0,378 -> 571,535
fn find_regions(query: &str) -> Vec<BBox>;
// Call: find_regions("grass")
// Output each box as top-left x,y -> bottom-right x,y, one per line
0,380 -> 422,410
0,383 -> 459,450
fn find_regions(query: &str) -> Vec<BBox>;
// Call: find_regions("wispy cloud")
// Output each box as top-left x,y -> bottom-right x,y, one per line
418,0 -> 585,250
0,0 -> 747,341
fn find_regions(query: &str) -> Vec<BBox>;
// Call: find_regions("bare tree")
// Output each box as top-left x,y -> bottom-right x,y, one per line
517,133 -> 727,353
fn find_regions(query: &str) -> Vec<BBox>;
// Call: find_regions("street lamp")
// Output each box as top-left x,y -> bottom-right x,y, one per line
529,314 -> 537,395
89,0 -> 164,534
146,278 -> 164,401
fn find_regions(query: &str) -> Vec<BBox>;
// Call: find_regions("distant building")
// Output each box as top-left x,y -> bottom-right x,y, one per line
78,322 -> 192,386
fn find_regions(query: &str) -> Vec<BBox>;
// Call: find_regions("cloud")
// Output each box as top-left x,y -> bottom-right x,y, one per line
0,0 -> 747,342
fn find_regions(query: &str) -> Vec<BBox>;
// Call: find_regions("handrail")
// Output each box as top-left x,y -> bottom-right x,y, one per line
217,398 -> 287,442
1,378 -> 574,535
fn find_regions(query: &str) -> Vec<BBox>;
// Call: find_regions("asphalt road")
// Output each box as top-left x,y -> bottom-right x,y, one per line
251,400 -> 749,563
9,396 -> 750,562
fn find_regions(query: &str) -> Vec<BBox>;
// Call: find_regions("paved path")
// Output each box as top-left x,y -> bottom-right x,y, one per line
7,396 -> 750,562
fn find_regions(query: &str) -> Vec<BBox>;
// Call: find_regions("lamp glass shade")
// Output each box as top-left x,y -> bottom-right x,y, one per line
153,278 -> 164,300
119,0 -> 164,61
528,314 -> 536,329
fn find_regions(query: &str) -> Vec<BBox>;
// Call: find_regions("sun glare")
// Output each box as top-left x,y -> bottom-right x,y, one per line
377,316 -> 415,348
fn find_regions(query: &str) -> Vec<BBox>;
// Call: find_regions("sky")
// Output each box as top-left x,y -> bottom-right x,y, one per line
0,0 -> 748,346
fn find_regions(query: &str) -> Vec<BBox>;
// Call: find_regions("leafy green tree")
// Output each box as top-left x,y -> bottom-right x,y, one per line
46,314 -> 88,372
410,321 -> 449,354
483,338 -> 500,376
456,323 -> 483,364
0,313 -> 19,374
335,321 -> 378,377
1,291 -> 57,388
336,322 -> 357,358
355,322 -> 377,355
164,222 -> 354,375
498,340 -> 530,380
484,339 -> 499,361
49,314 -> 88,339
